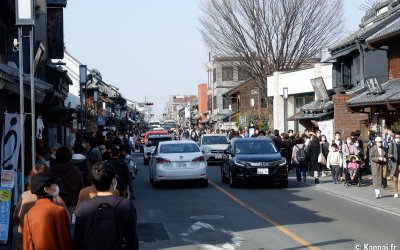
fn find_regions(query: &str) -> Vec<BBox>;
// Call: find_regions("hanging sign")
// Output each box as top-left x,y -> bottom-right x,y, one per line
1,114 -> 22,188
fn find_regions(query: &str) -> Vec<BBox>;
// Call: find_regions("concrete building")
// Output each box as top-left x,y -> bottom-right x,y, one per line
206,56 -> 252,128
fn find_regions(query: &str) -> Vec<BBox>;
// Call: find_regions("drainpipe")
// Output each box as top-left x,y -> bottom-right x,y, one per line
355,38 -> 365,84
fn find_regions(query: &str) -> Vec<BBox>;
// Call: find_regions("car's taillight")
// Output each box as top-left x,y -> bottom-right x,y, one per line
156,157 -> 171,164
192,156 -> 206,162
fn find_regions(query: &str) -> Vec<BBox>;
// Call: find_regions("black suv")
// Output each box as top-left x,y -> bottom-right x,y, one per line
221,138 -> 288,188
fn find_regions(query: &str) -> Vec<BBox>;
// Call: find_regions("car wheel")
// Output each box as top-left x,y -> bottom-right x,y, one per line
229,170 -> 237,188
221,167 -> 228,183
279,180 -> 288,188
144,158 -> 149,165
152,181 -> 160,189
200,179 -> 208,187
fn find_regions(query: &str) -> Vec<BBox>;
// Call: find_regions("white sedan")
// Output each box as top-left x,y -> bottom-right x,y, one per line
149,140 -> 208,188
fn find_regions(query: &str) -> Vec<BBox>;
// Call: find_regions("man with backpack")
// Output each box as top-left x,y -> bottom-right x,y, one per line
291,137 -> 308,183
74,162 -> 139,250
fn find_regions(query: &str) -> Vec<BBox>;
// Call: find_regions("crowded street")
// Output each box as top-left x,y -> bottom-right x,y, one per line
134,152 -> 400,249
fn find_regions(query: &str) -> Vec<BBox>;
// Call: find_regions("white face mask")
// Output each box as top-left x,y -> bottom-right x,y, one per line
52,185 -> 60,198
354,142 -> 359,147
395,138 -> 400,144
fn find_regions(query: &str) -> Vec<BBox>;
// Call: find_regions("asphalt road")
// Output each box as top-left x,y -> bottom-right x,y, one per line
133,153 -> 400,250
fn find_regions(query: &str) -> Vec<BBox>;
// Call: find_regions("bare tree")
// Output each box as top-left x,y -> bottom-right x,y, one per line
199,0 -> 344,128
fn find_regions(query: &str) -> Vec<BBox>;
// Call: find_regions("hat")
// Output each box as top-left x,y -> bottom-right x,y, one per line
30,172 -> 55,194
375,137 -> 383,142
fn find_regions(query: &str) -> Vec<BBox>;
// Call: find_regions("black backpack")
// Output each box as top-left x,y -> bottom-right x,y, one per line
85,197 -> 127,250
295,145 -> 307,163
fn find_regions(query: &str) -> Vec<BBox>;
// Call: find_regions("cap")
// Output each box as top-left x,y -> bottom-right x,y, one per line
375,137 -> 383,142
30,172 -> 55,194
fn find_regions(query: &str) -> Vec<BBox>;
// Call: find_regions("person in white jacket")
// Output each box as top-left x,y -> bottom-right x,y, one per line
327,143 -> 343,184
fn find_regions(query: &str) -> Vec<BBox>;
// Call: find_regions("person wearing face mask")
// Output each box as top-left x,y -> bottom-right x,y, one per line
320,135 -> 330,177
51,146 -> 84,215
369,137 -> 387,199
388,133 -> 400,198
23,171 -> 72,250
74,162 -> 139,250
14,164 -> 69,250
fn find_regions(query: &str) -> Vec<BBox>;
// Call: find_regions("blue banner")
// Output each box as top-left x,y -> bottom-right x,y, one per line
0,187 -> 12,244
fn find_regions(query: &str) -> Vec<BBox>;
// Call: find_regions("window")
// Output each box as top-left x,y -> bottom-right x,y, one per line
213,68 -> 217,83
213,95 -> 217,110
238,67 -> 251,81
250,88 -> 259,95
208,95 -> 212,111
223,97 -> 230,109
341,61 -> 352,86
389,43 -> 400,78
261,98 -> 267,108
222,67 -> 234,81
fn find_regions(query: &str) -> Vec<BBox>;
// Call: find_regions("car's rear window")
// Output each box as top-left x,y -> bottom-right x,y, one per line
235,141 -> 278,154
147,137 -> 172,145
202,136 -> 228,145
160,144 -> 200,154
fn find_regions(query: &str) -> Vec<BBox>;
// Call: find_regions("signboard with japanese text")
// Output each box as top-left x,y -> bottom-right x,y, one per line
0,187 -> 12,245
318,119 -> 334,144
1,113 -> 22,188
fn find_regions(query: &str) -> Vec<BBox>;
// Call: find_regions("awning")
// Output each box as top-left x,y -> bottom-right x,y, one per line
0,63 -> 53,103
323,47 -> 357,62
220,110 -> 240,122
288,110 -> 333,121
199,119 -> 210,124
347,78 -> 400,107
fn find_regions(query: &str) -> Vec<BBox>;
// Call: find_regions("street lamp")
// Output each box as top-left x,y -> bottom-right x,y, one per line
250,98 -> 254,127
16,0 -> 34,193
283,87 -> 288,133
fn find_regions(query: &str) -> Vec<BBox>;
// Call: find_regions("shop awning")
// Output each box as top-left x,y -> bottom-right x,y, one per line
347,78 -> 400,107
0,63 -> 53,103
288,110 -> 333,121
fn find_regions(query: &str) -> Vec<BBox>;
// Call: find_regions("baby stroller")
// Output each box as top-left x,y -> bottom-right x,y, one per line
344,155 -> 362,187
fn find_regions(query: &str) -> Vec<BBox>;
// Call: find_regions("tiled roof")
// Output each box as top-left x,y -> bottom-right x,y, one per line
367,18 -> 400,43
47,0 -> 67,7
329,9 -> 400,52
301,100 -> 334,111
346,78 -> 400,106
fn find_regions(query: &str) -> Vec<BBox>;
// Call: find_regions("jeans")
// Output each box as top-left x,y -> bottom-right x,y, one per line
295,164 -> 307,182
331,165 -> 340,183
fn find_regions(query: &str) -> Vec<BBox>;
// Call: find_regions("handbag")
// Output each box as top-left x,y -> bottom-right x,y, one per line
318,152 -> 327,165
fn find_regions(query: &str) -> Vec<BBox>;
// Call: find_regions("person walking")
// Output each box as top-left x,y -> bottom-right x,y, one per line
307,136 -> 321,184
121,144 -> 137,200
51,146 -> 84,214
320,135 -> 330,177
14,164 -> 68,250
388,133 -> 400,198
107,147 -> 131,198
23,172 -> 72,250
369,137 -> 387,199
291,137 -> 307,183
326,143 -> 342,184
74,162 -> 139,250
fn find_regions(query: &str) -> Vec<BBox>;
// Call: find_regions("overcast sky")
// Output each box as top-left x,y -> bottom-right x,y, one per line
64,0 -> 366,118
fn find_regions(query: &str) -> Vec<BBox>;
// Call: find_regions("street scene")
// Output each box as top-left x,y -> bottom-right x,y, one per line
0,0 -> 400,249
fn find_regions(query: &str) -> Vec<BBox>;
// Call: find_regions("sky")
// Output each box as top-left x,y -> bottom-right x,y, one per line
64,0 -> 367,118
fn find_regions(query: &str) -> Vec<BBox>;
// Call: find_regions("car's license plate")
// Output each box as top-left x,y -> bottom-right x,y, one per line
176,162 -> 187,168
215,154 -> 222,159
257,168 -> 269,175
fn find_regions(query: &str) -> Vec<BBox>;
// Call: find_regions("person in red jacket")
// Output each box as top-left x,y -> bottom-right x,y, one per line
23,171 -> 71,250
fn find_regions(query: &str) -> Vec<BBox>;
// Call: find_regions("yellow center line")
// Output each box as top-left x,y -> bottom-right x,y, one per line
209,180 -> 319,250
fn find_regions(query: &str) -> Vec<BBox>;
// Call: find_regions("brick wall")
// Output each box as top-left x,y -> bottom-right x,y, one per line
333,94 -> 369,138
198,83 -> 208,120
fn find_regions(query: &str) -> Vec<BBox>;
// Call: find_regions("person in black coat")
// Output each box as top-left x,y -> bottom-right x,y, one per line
307,136 -> 321,184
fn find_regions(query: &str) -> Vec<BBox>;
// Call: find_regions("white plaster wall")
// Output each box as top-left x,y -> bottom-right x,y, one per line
268,63 -> 333,132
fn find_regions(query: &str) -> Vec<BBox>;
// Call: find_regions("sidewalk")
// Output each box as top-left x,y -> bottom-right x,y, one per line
289,172 -> 400,216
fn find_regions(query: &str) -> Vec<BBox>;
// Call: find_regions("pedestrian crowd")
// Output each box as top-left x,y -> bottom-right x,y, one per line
184,125 -> 400,200
14,131 -> 140,250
